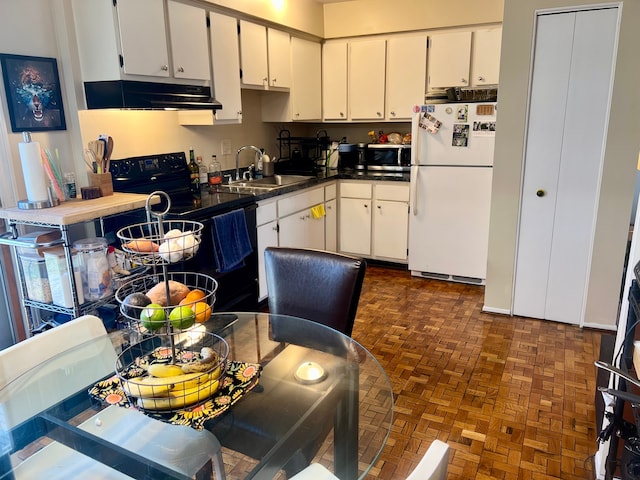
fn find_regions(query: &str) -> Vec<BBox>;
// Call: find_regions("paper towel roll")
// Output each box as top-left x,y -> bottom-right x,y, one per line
19,136 -> 48,202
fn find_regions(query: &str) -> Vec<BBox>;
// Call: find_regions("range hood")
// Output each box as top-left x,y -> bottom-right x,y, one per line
84,80 -> 222,110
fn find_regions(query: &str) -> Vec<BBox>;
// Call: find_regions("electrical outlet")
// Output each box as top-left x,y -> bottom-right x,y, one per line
221,139 -> 232,155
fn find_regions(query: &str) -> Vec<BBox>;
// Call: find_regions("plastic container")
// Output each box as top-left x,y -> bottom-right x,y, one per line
19,253 -> 52,303
44,247 -> 84,307
73,237 -> 112,301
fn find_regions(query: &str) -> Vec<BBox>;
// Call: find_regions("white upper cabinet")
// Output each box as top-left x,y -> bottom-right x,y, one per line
471,27 -> 502,86
427,31 -> 472,89
239,20 -> 268,87
267,28 -> 291,89
386,34 -> 427,120
291,37 -> 321,120
166,1 -> 210,81
349,39 -> 386,120
210,12 -> 242,122
322,40 -> 348,121
239,20 -> 290,90
116,0 -> 169,77
73,0 -> 209,83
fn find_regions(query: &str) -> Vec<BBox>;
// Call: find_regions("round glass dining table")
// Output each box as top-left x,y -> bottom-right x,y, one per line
0,312 -> 394,480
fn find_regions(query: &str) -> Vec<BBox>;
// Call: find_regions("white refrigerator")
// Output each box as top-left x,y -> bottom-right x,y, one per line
408,102 -> 496,283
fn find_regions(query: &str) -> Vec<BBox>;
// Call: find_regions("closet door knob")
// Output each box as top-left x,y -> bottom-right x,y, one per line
536,189 -> 545,197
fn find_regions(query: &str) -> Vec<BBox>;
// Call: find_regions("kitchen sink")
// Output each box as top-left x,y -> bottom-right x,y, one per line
218,175 -> 314,192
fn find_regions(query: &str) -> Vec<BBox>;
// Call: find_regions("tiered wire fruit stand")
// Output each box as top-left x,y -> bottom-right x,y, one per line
113,192 -> 228,412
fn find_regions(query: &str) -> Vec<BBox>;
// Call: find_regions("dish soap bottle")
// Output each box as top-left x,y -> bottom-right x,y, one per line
188,147 -> 201,198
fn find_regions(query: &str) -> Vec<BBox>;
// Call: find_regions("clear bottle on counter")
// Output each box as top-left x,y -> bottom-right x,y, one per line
255,148 -> 264,179
208,155 -> 222,186
197,155 -> 208,186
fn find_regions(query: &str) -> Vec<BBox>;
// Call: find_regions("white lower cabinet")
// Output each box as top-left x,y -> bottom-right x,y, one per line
256,200 -> 278,301
256,183 -> 337,301
339,181 -> 409,263
325,182 -> 337,252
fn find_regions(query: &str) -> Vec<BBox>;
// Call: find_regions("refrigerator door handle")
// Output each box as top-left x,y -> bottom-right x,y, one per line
410,165 -> 419,215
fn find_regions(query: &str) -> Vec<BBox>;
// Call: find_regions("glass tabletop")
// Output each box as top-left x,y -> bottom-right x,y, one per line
0,312 -> 394,480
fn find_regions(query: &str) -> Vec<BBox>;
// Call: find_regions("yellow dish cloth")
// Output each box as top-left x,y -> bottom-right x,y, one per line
310,204 -> 326,219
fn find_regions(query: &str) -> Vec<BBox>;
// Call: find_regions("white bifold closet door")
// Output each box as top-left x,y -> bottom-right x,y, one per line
513,7 -> 619,325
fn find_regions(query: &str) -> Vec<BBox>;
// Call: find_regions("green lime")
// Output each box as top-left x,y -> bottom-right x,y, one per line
140,303 -> 166,331
169,305 -> 196,330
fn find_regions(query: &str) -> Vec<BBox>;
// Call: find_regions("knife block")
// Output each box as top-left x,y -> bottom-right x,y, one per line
88,172 -> 113,197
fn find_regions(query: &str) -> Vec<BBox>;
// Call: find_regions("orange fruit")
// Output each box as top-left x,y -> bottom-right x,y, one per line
184,289 -> 206,303
193,301 -> 212,323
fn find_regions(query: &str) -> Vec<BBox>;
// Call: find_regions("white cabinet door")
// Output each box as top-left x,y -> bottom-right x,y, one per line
291,38 -> 321,120
325,198 -> 337,252
374,200 -> 408,261
167,1 -> 209,80
386,34 -> 427,121
210,12 -> 242,122
427,31 -> 472,89
257,220 -> 279,301
239,20 -> 268,87
339,198 -> 371,255
267,28 -> 291,89
471,28 -> 502,86
279,212 -> 324,250
116,0 -> 169,77
322,41 -> 348,120
513,8 -> 618,325
349,39 -> 386,120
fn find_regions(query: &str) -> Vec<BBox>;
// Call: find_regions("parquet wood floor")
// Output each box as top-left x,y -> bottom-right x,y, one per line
353,265 -> 603,480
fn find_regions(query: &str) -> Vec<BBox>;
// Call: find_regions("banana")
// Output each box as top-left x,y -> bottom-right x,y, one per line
147,363 -> 186,378
180,347 -> 220,374
137,378 -> 220,411
121,377 -> 173,398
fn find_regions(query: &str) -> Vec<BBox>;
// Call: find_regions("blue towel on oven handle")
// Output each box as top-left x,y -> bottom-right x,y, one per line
211,208 -> 253,273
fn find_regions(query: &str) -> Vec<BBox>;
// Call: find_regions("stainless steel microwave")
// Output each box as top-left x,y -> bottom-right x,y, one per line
365,144 -> 411,172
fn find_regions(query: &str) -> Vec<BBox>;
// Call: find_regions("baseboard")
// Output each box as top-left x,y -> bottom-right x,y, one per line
481,306 -> 510,315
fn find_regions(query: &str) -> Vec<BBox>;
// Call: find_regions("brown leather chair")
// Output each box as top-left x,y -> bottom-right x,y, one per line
264,246 -> 367,336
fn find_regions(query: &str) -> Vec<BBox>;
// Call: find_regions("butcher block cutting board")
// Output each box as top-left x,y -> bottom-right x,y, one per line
0,193 -> 158,226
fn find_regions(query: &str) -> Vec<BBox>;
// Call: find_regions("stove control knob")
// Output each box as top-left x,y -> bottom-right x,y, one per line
119,162 -> 131,175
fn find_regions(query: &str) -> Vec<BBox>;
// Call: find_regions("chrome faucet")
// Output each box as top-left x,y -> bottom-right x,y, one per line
235,145 -> 262,181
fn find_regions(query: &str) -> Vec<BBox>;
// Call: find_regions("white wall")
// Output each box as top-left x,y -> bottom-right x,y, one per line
323,0 -> 503,38
483,0 -> 640,329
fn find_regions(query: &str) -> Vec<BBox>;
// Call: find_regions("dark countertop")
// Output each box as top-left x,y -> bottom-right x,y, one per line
206,169 -> 410,205
164,170 -> 410,218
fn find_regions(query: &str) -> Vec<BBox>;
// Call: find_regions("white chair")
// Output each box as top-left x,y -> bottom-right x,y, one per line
406,439 -> 450,480
289,463 -> 338,480
289,440 -> 449,480
1,315 -> 226,479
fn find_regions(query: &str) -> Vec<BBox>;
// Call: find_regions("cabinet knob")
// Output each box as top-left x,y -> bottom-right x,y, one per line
461,78 -> 467,84
376,112 -> 382,117
340,112 -> 344,117
237,111 -> 242,115
390,111 -> 396,116
263,77 -> 268,83
161,65 -> 169,71
536,189 -> 545,197
377,205 -> 381,209
364,204 -> 369,208
177,66 -> 185,73
477,76 -> 485,82
272,77 -> 277,83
